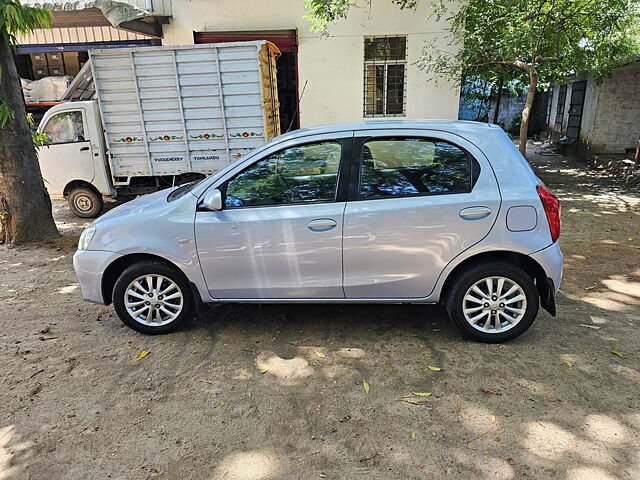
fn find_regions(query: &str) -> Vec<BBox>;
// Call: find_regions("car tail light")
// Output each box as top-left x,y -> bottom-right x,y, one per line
537,184 -> 560,242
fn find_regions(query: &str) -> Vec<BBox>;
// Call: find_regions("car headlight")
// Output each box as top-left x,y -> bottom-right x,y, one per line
78,224 -> 96,251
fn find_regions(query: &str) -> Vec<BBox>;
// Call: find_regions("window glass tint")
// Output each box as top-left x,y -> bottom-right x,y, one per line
225,142 -> 341,208
360,138 -> 471,198
42,111 -> 85,144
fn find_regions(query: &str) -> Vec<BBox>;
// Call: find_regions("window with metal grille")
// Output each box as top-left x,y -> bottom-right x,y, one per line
364,36 -> 407,117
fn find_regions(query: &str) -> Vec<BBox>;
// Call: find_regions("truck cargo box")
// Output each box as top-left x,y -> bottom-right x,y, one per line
90,41 -> 280,182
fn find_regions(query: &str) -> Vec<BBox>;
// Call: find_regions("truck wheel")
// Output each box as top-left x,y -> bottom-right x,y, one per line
68,187 -> 103,218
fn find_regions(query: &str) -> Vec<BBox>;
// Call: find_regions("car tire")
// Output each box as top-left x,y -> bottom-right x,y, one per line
68,187 -> 104,218
445,262 -> 539,343
113,261 -> 195,335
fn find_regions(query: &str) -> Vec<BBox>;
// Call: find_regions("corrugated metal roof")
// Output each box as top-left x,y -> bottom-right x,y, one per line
18,25 -> 149,44
21,0 -> 170,27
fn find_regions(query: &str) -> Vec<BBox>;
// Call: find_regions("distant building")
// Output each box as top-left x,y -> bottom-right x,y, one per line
19,0 -> 462,131
546,59 -> 640,156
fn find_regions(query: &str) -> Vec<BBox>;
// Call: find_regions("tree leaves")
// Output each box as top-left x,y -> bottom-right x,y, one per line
134,350 -> 150,362
362,379 -> 370,393
0,1 -> 52,40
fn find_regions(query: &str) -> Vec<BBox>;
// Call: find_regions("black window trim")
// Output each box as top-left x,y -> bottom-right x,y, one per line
214,137 -> 353,211
348,135 -> 481,202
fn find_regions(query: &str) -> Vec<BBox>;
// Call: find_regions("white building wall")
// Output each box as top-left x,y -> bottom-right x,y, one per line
161,0 -> 460,128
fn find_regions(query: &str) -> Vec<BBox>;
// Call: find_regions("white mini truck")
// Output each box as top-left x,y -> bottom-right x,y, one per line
36,41 -> 281,217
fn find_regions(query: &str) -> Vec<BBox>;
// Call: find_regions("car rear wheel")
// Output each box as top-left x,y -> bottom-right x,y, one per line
113,262 -> 194,334
445,263 -> 539,343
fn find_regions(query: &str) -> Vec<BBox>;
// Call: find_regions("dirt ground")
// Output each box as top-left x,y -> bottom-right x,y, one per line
1,147 -> 639,480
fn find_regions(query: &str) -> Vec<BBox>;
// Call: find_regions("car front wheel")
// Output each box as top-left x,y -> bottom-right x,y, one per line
445,263 -> 539,343
113,262 -> 194,334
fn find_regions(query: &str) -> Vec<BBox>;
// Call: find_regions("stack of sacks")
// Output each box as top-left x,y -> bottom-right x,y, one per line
21,78 -> 34,103
21,76 -> 72,103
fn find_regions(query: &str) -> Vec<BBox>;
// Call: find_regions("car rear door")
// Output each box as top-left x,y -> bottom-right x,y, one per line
343,129 -> 501,299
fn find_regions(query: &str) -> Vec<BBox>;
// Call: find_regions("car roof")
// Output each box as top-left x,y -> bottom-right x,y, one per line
276,119 -> 500,142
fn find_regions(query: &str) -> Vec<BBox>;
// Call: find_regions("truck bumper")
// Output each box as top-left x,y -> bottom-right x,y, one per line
73,250 -> 122,304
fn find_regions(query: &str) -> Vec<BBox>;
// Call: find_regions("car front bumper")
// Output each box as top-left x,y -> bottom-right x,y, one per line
73,250 -> 122,304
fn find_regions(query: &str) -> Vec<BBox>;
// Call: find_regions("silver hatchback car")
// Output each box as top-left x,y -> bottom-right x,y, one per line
74,120 -> 562,342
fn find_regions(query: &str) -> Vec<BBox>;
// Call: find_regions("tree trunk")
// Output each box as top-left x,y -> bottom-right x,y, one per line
0,38 -> 59,244
492,76 -> 504,124
518,68 -> 538,157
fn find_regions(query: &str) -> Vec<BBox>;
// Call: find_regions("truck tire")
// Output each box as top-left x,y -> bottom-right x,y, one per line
68,187 -> 103,218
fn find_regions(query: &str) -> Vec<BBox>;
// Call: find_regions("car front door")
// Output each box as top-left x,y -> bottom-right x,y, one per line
38,109 -> 94,195
343,130 -> 501,299
195,133 -> 351,299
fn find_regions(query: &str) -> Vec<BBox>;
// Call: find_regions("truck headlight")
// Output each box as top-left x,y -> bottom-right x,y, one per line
78,225 -> 96,251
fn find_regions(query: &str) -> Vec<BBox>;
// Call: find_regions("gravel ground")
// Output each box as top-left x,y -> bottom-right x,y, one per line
1,148 -> 639,480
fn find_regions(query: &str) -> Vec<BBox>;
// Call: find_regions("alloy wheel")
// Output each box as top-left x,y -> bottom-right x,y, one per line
462,276 -> 527,334
124,274 -> 184,326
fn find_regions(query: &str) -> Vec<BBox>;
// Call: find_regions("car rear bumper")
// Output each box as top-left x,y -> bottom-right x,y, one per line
73,250 -> 122,304
529,242 -> 563,293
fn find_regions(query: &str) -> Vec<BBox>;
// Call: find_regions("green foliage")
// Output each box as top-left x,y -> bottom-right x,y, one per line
303,0 -> 419,35
419,0 -> 640,85
0,0 -> 51,45
0,102 -> 11,127
26,112 -> 49,150
0,1 -> 51,130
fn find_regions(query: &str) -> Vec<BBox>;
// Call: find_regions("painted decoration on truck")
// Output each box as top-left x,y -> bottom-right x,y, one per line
190,133 -> 223,139
229,131 -> 263,138
149,135 -> 184,142
231,153 -> 243,159
113,136 -> 143,143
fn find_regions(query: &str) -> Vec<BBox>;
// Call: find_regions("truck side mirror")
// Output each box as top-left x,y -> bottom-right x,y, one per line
202,189 -> 223,211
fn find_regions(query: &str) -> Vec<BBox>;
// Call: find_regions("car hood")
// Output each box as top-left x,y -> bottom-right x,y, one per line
95,188 -> 177,225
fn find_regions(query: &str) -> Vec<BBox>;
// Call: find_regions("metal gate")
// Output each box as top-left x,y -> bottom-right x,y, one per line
555,85 -> 567,133
566,80 -> 587,140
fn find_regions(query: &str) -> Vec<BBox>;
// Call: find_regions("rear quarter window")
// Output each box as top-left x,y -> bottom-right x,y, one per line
359,137 -> 480,199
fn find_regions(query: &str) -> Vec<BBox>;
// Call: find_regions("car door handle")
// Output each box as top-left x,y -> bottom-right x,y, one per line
459,206 -> 492,220
307,218 -> 337,232
80,146 -> 90,151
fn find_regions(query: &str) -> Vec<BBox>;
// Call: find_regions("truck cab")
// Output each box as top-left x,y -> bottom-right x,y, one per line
37,101 -> 114,217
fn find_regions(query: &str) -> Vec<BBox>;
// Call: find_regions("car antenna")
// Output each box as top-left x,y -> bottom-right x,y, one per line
286,80 -> 308,133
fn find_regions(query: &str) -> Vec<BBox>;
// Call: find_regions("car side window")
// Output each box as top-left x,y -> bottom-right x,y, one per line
225,141 -> 342,208
42,111 -> 85,144
359,138 -> 476,199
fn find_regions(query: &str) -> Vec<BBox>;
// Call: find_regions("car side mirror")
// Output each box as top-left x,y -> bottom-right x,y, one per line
201,189 -> 223,211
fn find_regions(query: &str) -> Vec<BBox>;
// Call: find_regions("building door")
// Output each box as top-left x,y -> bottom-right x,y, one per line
195,30 -> 299,133
555,85 -> 567,134
566,80 -> 587,140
